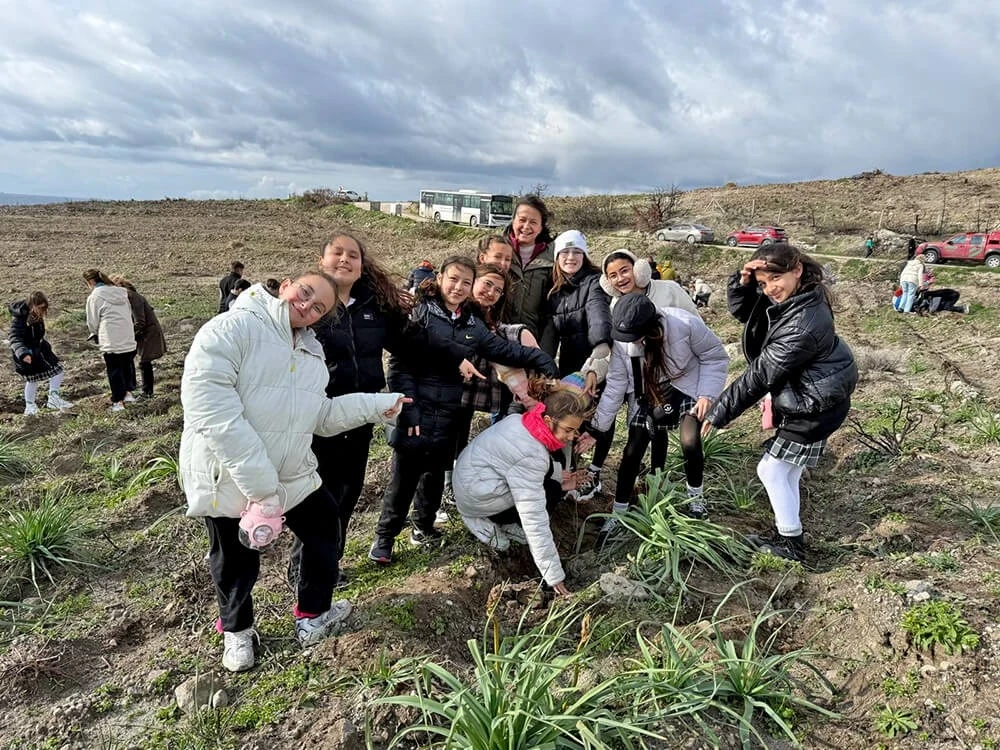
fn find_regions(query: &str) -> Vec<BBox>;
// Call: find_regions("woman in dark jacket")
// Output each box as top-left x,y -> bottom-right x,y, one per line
503,195 -> 557,356
9,291 -> 73,415
704,243 -> 858,562
547,230 -> 613,500
113,277 -> 167,398
369,255 -> 557,566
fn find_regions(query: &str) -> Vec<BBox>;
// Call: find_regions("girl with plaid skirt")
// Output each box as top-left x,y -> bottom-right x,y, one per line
9,291 -> 74,415
704,243 -> 858,562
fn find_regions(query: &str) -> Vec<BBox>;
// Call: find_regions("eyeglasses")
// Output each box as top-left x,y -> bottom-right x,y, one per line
476,279 -> 504,297
292,282 -> 328,317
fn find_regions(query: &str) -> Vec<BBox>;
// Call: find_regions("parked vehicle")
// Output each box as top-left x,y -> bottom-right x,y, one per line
336,189 -> 362,201
418,189 -> 513,227
654,223 -> 715,244
725,226 -> 788,248
916,232 -> 1000,268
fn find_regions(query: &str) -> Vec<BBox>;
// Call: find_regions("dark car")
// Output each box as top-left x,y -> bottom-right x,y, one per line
726,226 -> 788,248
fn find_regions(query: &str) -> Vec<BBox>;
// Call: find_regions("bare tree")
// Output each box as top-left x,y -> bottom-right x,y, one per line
632,184 -> 683,232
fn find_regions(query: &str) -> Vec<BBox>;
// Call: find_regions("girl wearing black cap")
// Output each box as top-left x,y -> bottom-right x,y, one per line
580,293 -> 728,544
702,244 -> 857,562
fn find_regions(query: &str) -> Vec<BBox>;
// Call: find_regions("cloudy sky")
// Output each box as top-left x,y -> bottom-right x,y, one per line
1,0 -> 997,201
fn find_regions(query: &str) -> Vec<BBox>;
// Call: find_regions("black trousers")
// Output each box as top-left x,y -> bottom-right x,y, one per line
140,361 -> 155,395
614,415 -> 704,505
103,351 -> 135,403
375,441 -> 453,540
206,485 -> 340,632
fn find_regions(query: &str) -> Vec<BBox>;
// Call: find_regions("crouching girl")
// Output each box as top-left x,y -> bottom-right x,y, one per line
180,272 -> 407,673
452,379 -> 591,597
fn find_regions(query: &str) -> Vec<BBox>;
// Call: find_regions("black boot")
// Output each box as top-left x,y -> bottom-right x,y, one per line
749,531 -> 805,562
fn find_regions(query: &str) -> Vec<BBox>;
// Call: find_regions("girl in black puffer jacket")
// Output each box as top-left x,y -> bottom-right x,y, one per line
8,291 -> 74,415
369,256 -> 557,565
704,243 -> 857,563
548,230 -> 613,500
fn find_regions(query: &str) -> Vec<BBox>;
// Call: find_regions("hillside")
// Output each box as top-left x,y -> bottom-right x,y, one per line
1,177 -> 999,749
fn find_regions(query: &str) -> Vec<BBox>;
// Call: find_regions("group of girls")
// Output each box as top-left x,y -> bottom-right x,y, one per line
179,194 -> 857,671
9,270 -> 167,416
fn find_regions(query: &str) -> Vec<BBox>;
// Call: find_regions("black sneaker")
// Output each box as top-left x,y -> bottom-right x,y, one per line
368,537 -> 394,566
334,569 -> 349,589
749,531 -> 805,563
410,526 -> 444,547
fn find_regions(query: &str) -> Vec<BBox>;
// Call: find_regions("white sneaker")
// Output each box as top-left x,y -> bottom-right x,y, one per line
123,392 -> 137,403
296,600 -> 353,646
461,516 -> 509,551
434,507 -> 451,527
499,523 -> 528,546
47,393 -> 74,410
575,469 -> 602,502
222,628 -> 256,672
109,402 -> 125,413
24,402 -> 38,416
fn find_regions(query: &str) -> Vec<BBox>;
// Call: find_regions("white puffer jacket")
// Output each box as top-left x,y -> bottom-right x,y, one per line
453,414 -> 565,586
86,284 -> 137,354
593,307 -> 729,432
180,285 -> 403,518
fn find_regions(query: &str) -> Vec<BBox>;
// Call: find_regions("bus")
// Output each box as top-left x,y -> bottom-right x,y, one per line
418,189 -> 514,228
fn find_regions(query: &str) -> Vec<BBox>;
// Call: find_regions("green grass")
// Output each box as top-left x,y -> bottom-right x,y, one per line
0,433 -> 33,481
901,600 -> 979,655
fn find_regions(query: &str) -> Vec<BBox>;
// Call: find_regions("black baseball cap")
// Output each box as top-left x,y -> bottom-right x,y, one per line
611,294 -> 658,342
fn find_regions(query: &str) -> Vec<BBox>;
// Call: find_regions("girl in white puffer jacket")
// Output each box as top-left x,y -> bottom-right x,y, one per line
180,272 -> 407,673
452,379 -> 591,597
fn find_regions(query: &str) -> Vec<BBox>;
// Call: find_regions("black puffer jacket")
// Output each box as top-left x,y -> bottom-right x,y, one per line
311,278 -> 465,397
549,267 -> 612,375
8,301 -> 60,377
388,294 -> 557,449
705,274 -> 858,442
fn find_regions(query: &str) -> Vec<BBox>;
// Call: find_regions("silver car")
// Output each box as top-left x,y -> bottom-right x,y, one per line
654,223 -> 715,244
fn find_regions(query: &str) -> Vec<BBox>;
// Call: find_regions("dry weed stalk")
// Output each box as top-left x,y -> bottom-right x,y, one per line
848,399 -> 933,456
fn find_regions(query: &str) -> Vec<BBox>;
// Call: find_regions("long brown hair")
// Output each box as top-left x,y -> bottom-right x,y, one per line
474,263 -> 509,329
750,243 -> 832,306
525,376 -> 593,420
83,268 -> 114,285
636,318 -> 669,406
321,230 -> 407,313
549,255 -> 599,298
26,291 -> 48,322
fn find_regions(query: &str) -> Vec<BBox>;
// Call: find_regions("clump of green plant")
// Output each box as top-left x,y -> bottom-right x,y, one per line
901,600 -> 979,654
128,454 -> 183,492
376,604 -> 666,748
0,433 -> 33,481
946,497 -> 1000,542
969,405 -> 1000,445
882,668 -> 921,698
373,598 -> 416,631
0,492 -> 97,588
613,473 -> 751,591
913,551 -> 958,572
875,704 -> 919,738
667,429 -> 747,477
749,552 -> 802,574
863,574 -> 906,595
715,473 -> 763,511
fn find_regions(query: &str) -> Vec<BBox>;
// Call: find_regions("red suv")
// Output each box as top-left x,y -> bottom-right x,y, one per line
726,226 -> 788,248
916,232 -> 1000,268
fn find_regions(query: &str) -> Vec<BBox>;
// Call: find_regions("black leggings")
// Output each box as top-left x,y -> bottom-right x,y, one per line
613,414 -> 704,506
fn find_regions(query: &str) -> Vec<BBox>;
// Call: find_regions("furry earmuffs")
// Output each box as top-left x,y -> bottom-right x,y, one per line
599,249 -> 652,297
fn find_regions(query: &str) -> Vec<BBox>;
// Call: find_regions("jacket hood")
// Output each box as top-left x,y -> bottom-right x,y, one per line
230,283 -> 323,357
8,300 -> 29,318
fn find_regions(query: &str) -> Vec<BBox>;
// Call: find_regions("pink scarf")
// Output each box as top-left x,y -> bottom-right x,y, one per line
521,403 -> 565,451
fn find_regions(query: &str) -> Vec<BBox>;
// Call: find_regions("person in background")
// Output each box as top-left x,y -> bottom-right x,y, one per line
504,195 -> 557,356
898,250 -> 926,313
84,268 -> 137,412
406,260 -> 436,293
180,271 -> 408,672
219,261 -> 245,313
477,235 -> 515,275
864,234 -> 875,258
453,378 -> 591,597
916,271 -> 969,314
224,279 -> 252,312
907,237 -> 917,260
9,291 -> 74,415
660,259 -> 678,281
548,229 -> 613,501
112,276 -> 168,399
600,250 -> 698,314
691,278 -> 713,308
703,244 -> 857,562
647,255 -> 662,280
369,256 -> 556,566
265,278 -> 281,297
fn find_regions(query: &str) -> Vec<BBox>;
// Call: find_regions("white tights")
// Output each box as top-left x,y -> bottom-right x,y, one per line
24,371 -> 64,405
756,453 -> 805,536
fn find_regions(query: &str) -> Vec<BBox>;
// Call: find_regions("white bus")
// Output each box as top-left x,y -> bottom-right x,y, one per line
418,189 -> 514,228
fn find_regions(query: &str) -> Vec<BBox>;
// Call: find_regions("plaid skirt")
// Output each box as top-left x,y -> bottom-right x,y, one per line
24,362 -> 63,383
765,436 -> 826,468
629,387 -> 697,433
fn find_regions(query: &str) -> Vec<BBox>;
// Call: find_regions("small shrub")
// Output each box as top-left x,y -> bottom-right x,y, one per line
0,434 -> 32,481
875,704 -> 919,738
0,493 -> 96,587
901,600 -> 979,654
970,406 -> 1000,445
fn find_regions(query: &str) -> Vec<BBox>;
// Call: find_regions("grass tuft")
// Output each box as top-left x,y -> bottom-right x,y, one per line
0,433 -> 33,481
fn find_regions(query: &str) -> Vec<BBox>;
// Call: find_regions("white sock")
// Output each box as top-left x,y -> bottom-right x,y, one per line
25,381 -> 39,405
48,371 -> 64,397
756,454 -> 804,536
611,501 -> 629,515
588,464 -> 602,474
686,484 -> 703,497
